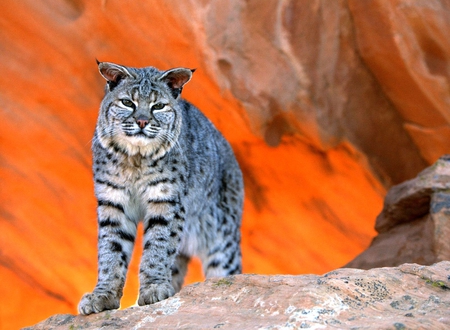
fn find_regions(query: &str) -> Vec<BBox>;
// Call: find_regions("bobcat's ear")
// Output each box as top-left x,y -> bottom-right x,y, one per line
159,68 -> 195,99
98,61 -> 134,90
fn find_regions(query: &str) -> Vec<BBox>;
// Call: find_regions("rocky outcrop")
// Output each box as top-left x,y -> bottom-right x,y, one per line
347,155 -> 450,269
27,261 -> 450,329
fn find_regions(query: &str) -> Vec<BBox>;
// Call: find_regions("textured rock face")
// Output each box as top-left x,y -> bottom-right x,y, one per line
27,261 -> 450,329
349,0 -> 450,165
203,0 -> 431,184
347,156 -> 450,269
1,1 -> 450,329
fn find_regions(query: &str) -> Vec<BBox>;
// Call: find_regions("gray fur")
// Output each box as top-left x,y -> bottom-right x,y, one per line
78,62 -> 243,315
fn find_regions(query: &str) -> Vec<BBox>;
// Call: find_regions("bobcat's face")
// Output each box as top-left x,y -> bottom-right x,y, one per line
104,80 -> 179,157
95,62 -> 193,158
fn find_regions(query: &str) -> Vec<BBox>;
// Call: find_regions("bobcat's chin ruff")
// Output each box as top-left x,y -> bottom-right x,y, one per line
97,120 -> 181,160
97,133 -> 171,160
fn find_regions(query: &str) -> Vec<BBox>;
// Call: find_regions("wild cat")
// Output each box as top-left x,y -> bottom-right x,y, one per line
78,61 -> 243,315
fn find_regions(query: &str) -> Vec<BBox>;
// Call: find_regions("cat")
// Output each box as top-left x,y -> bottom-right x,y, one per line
78,61 -> 244,315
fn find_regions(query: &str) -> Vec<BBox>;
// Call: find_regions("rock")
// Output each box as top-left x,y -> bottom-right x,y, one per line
348,0 -> 450,165
203,0 -> 429,184
347,156 -> 450,269
26,261 -> 450,329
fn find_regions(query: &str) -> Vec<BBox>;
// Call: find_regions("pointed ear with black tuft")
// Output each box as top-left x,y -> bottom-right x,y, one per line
159,68 -> 195,99
97,61 -> 134,91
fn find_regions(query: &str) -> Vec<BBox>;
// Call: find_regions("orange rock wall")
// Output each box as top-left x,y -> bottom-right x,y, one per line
0,1 -> 449,329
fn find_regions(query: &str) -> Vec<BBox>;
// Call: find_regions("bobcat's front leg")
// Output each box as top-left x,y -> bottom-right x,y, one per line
138,196 -> 185,305
78,200 -> 137,315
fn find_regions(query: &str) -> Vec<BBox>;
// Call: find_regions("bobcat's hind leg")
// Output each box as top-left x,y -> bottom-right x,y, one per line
171,253 -> 190,292
203,231 -> 242,278
203,166 -> 243,278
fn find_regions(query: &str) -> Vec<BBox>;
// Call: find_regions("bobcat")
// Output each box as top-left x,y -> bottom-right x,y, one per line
78,61 -> 243,315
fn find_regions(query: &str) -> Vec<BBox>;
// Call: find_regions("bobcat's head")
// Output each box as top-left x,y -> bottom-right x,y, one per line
95,61 -> 194,158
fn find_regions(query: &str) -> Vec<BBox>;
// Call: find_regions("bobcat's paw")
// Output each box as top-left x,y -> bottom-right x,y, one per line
138,282 -> 175,305
78,292 -> 120,315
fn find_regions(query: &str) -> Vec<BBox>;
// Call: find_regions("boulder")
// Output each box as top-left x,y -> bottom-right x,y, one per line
26,261 -> 450,329
347,155 -> 450,269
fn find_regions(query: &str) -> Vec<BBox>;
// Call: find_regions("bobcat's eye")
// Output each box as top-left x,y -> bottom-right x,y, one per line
152,103 -> 166,111
120,99 -> 135,109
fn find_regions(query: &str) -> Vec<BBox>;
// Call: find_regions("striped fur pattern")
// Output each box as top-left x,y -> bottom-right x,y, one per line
78,62 -> 243,315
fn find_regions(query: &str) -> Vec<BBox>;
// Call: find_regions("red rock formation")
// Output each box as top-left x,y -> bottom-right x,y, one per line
0,1 -> 449,329
349,0 -> 450,165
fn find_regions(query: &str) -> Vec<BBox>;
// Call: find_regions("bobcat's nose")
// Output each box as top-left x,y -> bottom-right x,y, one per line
136,115 -> 149,129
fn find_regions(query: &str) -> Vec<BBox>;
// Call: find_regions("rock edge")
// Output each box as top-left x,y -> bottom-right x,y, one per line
26,261 -> 450,330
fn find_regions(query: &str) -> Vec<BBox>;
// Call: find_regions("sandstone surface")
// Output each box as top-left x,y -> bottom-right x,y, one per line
27,261 -> 450,329
349,0 -> 450,165
347,155 -> 450,269
1,1 -> 450,329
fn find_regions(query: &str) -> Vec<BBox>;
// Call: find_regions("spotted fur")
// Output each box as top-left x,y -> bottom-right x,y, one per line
78,62 -> 243,315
